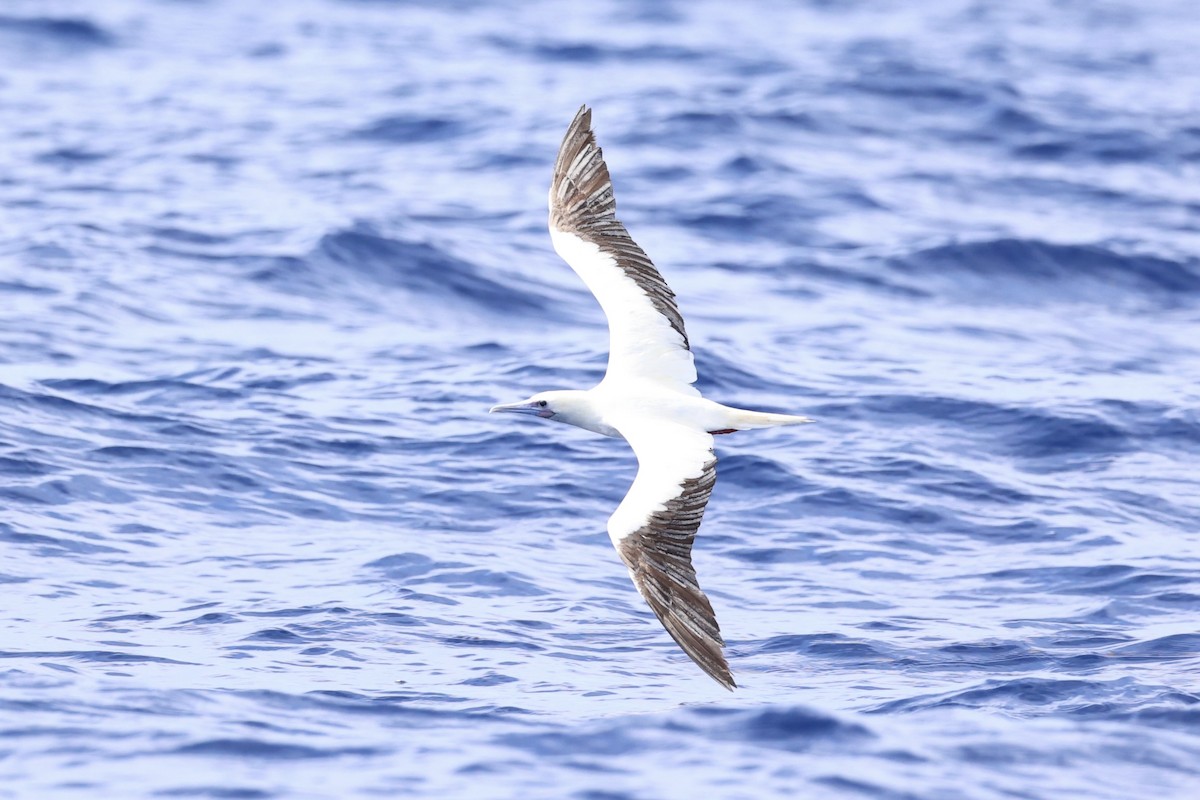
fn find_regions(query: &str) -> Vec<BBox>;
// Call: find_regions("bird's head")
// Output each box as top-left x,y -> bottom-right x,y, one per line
490,390 -> 595,429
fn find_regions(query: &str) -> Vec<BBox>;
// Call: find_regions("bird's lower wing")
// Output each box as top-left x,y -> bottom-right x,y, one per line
605,417 -> 733,689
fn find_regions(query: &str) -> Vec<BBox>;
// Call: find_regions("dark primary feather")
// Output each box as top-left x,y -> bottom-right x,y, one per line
616,456 -> 734,690
549,105 -> 690,349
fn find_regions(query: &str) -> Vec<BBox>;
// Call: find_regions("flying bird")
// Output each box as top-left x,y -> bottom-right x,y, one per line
491,106 -> 812,689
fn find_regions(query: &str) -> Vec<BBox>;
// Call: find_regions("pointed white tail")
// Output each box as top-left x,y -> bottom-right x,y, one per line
727,408 -> 814,430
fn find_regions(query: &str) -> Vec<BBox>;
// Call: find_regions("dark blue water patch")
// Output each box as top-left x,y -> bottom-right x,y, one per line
780,479 -> 948,532
1179,126 -> 1200,160
0,522 -> 126,554
0,474 -> 135,507
488,355 -> 606,391
366,552 -> 468,581
486,36 -> 704,65
85,444 -> 258,492
95,613 -> 163,624
0,650 -> 189,665
391,587 -> 459,608
1091,572 -> 1194,597
810,775 -> 917,800
241,628 -> 312,644
367,552 -> 548,598
365,611 -> 423,628
243,606 -> 353,619
289,689 -> 493,721
886,239 -> 1200,309
1097,400 -> 1200,457
714,453 -> 799,491
870,676 -> 1182,718
985,104 -> 1050,136
723,544 -> 820,566
1,383 -> 182,427
351,114 -> 473,143
1012,128 -> 1166,164
177,613 -> 242,627
968,519 -> 1090,545
154,787 -> 274,799
694,346 -> 819,396
1112,633 -> 1200,660
468,150 -> 545,171
171,739 -> 382,760
443,634 -> 544,653
500,725 -> 642,759
659,111 -> 743,139
501,705 -> 868,762
36,147 -> 110,166
0,15 -> 114,50
251,435 -> 380,458
634,164 -> 694,185
1117,700 -> 1200,729
41,378 -> 242,404
0,454 -> 55,476
0,278 -> 58,297
817,453 -> 1037,506
717,153 -> 780,177
768,257 -> 926,299
146,225 -> 257,247
247,42 -> 286,60
749,106 -> 829,133
992,176 -> 1167,214
1154,592 -> 1200,608
855,394 -> 1133,465
459,672 -> 519,687
984,565 -> 1195,600
240,371 -> 337,392
89,614 -> 164,637
676,704 -> 875,752
842,57 -> 1003,112
753,633 -> 897,665
677,192 -> 822,245
934,641 -> 1043,670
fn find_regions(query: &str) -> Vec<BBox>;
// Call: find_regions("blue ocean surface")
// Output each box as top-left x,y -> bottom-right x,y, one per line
3,0 -> 1200,797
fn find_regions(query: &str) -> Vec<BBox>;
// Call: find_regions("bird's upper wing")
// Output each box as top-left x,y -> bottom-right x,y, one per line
604,415 -> 733,689
549,105 -> 698,395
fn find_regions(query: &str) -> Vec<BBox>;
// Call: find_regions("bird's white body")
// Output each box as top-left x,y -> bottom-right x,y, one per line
534,383 -> 806,441
531,383 -> 809,548
491,106 -> 811,689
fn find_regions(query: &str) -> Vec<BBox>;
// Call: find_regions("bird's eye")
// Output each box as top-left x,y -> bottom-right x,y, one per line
537,400 -> 549,408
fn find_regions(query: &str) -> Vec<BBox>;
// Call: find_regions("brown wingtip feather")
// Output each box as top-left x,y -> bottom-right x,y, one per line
548,104 -> 691,349
550,104 -> 616,233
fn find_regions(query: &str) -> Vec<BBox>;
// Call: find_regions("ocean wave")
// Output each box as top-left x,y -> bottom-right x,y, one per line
887,239 -> 1200,308
246,224 -> 559,320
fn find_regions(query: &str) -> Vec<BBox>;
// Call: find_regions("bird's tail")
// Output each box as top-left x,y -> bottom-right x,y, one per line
725,407 -> 814,430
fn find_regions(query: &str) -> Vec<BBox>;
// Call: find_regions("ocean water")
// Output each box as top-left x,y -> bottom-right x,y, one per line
2,0 -> 1200,797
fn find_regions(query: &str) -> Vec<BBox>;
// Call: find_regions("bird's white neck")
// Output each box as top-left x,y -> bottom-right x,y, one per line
543,389 -> 622,438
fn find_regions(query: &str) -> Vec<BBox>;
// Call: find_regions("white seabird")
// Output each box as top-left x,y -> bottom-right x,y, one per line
491,106 -> 812,690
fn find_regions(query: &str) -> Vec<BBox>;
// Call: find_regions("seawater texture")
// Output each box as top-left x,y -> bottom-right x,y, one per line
2,0 -> 1200,797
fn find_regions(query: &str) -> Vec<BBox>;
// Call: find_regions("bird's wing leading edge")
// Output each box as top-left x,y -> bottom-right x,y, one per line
605,416 -> 733,689
548,105 -> 698,394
